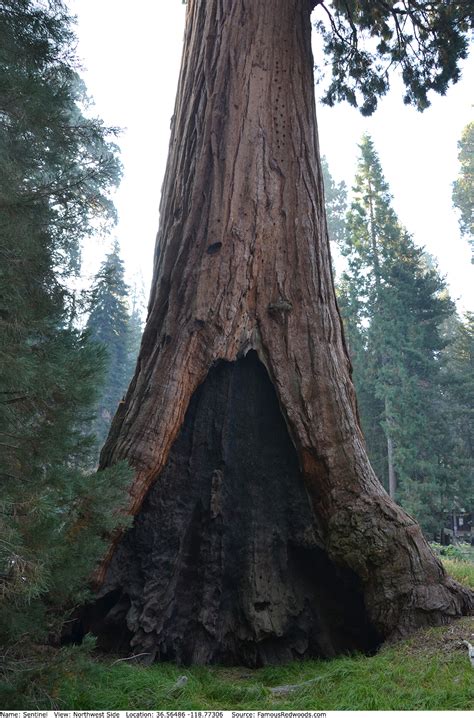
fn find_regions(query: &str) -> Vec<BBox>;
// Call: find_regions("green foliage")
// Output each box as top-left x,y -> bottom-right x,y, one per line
337,136 -> 462,535
86,242 -> 143,450
314,1 -> 472,115
0,634 -> 99,710
321,155 -> 348,245
0,0 -> 122,263
439,312 -> 474,512
452,121 -> 474,258
0,0 -> 130,644
431,542 -> 474,566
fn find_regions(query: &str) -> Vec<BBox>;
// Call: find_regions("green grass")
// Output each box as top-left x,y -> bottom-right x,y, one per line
14,614 -> 471,711
442,557 -> 474,589
48,625 -> 474,711
2,557 -> 472,711
432,542 -> 474,565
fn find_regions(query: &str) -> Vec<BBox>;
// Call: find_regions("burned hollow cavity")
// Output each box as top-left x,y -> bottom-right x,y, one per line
83,351 -> 380,665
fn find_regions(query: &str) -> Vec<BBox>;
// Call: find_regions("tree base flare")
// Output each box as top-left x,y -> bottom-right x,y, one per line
82,352 -> 381,666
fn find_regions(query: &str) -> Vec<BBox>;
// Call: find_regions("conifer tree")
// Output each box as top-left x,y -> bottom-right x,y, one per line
0,0 -> 130,644
321,156 -> 348,246
440,312 -> 474,515
87,242 -> 143,449
127,277 -> 146,372
452,121 -> 473,260
315,0 -> 472,115
340,135 -> 455,533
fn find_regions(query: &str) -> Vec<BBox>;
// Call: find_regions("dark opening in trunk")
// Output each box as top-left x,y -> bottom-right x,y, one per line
82,351 -> 380,665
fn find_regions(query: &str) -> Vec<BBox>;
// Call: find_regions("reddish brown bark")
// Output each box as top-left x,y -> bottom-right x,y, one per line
93,0 -> 472,662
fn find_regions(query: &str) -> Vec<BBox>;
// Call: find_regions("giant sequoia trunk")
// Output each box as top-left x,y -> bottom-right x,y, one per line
87,0 -> 472,665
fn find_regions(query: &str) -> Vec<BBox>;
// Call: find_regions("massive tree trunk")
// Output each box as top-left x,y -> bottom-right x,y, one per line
85,0 -> 472,665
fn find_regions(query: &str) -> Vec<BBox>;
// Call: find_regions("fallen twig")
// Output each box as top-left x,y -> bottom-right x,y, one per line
112,652 -> 151,665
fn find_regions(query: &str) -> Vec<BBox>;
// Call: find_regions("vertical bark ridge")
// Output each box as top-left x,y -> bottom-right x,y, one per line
96,0 -> 473,652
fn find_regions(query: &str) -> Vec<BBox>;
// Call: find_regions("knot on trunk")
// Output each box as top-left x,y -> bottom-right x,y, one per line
268,298 -> 293,318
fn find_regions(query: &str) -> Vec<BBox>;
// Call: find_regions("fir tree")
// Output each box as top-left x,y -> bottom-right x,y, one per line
440,313 -> 474,516
0,0 -> 130,644
321,155 -> 348,245
127,277 -> 146,371
452,121 -> 474,260
87,242 -> 143,449
340,135 -> 456,534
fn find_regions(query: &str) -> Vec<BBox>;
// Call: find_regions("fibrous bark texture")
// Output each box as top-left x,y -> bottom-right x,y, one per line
91,0 -> 473,663
88,353 -> 379,664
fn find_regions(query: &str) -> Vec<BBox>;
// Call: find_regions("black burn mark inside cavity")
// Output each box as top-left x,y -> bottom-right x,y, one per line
206,241 -> 222,254
68,589 -> 132,655
84,351 -> 380,666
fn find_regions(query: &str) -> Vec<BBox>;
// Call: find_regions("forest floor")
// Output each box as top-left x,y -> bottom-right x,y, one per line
3,558 -> 473,711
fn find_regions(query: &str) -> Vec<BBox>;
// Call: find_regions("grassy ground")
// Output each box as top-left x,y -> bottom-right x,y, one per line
431,542 -> 474,566
2,557 -> 473,711
442,557 -> 474,589
55,620 -> 474,711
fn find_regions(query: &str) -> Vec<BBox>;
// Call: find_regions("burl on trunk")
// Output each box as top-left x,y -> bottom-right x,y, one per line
84,0 -> 472,665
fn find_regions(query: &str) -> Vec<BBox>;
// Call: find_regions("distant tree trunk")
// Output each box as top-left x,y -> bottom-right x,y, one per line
387,432 -> 396,500
385,398 -> 397,499
86,0 -> 472,665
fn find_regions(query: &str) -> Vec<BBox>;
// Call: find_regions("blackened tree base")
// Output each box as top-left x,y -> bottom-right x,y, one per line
83,353 -> 380,666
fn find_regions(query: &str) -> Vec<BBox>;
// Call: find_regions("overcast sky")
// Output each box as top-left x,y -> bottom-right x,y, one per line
70,1 -> 473,311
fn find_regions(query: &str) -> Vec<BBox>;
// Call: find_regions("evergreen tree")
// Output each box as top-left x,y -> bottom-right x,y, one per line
452,121 -> 473,260
127,276 -> 146,371
0,0 -> 130,644
321,155 -> 348,245
440,313 -> 474,515
315,1 -> 472,115
340,135 -> 456,535
87,242 -> 142,449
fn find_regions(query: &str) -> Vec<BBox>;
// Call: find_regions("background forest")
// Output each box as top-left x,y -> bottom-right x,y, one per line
0,0 -> 472,709
323,135 -> 473,537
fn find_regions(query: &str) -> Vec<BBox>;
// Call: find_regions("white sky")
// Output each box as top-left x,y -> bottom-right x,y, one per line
70,1 -> 473,311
